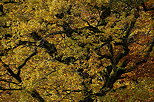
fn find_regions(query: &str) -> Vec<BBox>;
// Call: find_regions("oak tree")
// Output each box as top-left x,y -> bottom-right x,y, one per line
0,0 -> 153,101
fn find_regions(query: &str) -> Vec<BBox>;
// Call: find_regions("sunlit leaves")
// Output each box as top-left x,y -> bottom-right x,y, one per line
0,0 -> 153,101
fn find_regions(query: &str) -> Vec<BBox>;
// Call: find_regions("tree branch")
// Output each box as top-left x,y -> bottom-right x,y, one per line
17,48 -> 37,76
62,90 -> 82,92
115,11 -> 140,65
32,70 -> 56,85
31,32 -> 57,56
0,88 -> 22,91
0,40 -> 35,57
0,59 -> 22,83
30,89 -> 45,102
0,79 -> 19,84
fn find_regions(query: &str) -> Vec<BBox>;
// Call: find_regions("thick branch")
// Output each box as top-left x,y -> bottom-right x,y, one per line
125,11 -> 139,38
31,32 -> 57,56
115,11 -> 140,65
31,89 -> 45,102
115,43 -> 129,65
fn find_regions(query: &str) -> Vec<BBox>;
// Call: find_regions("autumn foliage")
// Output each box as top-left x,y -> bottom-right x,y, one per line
0,0 -> 153,102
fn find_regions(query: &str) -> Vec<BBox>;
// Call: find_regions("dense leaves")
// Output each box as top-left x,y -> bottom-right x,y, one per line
0,0 -> 153,101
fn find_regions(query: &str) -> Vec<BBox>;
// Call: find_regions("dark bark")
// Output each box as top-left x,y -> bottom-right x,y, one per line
55,13 -> 64,19
98,14 -> 140,91
0,48 -> 37,83
17,49 -> 37,76
77,66 -> 94,102
115,11 -> 140,65
0,88 -> 22,91
31,89 -> 45,102
79,96 -> 94,102
66,5 -> 72,15
4,34 -> 12,39
0,59 -> 22,83
61,22 -> 74,37
86,26 -> 102,33
103,67 -> 125,89
0,5 -> 4,16
0,79 -> 18,84
31,32 -> 57,56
